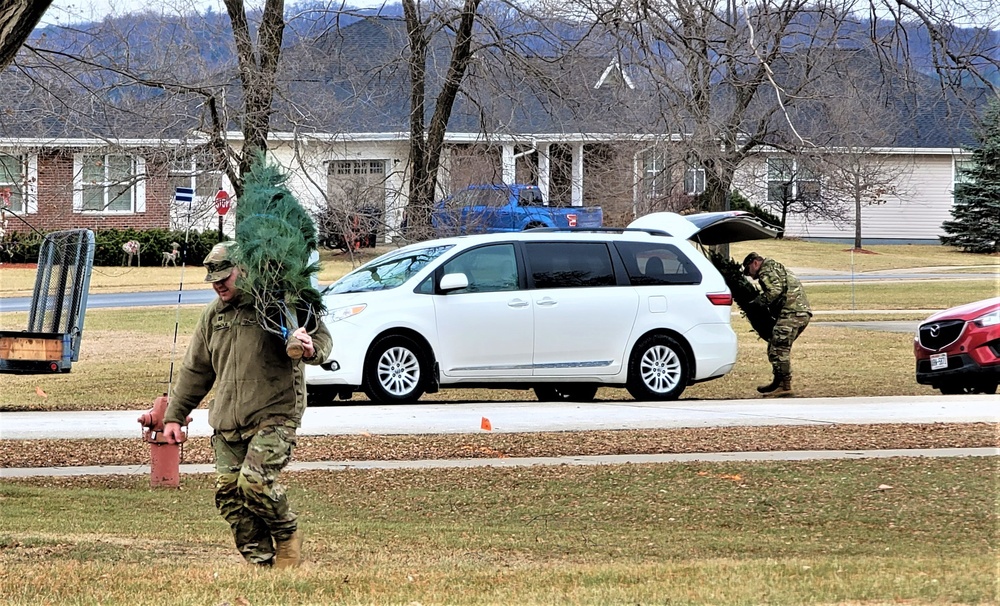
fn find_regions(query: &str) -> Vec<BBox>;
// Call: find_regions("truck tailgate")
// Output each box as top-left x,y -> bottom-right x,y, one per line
554,207 -> 602,228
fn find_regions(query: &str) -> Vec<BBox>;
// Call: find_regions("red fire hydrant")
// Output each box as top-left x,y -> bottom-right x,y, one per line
137,394 -> 190,488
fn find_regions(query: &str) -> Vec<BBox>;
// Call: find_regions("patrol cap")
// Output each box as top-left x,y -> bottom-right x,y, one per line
204,241 -> 237,282
742,252 -> 763,275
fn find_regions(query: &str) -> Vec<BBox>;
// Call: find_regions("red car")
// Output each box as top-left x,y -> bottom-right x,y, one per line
914,297 -> 1000,395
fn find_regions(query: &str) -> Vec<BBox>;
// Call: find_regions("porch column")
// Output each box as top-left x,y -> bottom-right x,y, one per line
538,143 -> 551,205
501,144 -> 516,185
571,142 -> 584,207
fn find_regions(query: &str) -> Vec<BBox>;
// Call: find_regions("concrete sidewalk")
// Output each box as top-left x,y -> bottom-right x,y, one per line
1,394 -> 996,440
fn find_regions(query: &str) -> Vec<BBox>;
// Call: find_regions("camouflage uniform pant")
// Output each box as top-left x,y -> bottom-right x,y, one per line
767,313 -> 811,377
212,424 -> 298,566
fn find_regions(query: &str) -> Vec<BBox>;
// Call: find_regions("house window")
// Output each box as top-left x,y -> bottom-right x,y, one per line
954,158 -> 975,186
641,150 -> 669,198
333,160 -> 386,176
684,163 -> 706,195
0,154 -> 26,213
168,154 -> 225,199
767,157 -> 819,202
75,153 -> 145,213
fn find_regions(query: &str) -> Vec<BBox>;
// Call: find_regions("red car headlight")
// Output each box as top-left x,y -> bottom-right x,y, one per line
973,309 -> 1000,328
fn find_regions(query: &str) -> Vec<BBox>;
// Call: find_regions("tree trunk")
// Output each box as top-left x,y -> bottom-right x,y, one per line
402,0 -> 482,237
854,191 -> 863,250
0,0 -> 53,70
223,0 -> 285,193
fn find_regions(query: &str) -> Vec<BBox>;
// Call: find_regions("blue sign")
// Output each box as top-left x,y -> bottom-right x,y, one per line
175,187 -> 194,203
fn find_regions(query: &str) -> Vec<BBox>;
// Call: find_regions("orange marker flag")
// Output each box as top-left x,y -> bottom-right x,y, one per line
35,386 -> 48,398
480,417 -> 492,431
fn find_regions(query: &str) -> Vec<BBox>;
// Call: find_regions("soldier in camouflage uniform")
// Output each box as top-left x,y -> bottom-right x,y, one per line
162,241 -> 332,568
742,252 -> 812,396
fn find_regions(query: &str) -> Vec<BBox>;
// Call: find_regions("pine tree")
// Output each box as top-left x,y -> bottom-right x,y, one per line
940,100 -> 1000,253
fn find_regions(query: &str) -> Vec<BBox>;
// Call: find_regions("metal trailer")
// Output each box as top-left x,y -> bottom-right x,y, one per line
0,229 -> 95,373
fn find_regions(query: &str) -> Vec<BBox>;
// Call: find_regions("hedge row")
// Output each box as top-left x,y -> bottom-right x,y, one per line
1,228 -> 226,267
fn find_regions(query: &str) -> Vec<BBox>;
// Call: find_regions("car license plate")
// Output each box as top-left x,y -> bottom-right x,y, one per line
930,353 -> 948,371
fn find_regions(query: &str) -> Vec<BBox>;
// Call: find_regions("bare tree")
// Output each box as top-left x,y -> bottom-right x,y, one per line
566,0 -> 997,220
822,150 -> 910,250
739,154 -> 845,236
791,58 -> 914,250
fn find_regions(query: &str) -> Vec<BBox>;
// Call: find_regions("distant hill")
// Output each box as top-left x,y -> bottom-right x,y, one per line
25,2 -> 996,85
26,2 -> 404,71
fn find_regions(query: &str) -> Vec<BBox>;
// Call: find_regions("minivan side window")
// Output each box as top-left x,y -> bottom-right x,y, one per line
614,241 -> 702,285
525,242 -> 616,288
439,243 -> 519,293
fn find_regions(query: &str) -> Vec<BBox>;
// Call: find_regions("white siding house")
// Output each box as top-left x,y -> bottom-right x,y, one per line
734,149 -> 971,244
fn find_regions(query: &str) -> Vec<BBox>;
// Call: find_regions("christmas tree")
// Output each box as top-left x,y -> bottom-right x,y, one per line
940,100 -> 1000,253
234,154 -> 325,358
708,251 -> 775,341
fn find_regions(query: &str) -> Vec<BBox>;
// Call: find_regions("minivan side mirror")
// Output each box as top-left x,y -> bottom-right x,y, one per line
439,272 -> 470,291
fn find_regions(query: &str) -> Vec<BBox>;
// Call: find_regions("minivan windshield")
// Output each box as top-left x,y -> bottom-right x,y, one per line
326,245 -> 454,294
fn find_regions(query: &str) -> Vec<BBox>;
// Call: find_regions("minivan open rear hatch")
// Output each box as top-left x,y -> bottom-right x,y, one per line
628,211 -> 779,244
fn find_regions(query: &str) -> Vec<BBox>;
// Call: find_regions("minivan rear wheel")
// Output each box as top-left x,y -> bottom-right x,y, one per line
363,334 -> 429,404
534,384 -> 599,402
626,334 -> 688,401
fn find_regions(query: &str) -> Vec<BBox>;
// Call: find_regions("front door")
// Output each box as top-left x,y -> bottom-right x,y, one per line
432,244 -> 533,377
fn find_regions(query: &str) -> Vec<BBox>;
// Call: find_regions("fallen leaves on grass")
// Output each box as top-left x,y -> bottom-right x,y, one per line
0,423 -> 993,469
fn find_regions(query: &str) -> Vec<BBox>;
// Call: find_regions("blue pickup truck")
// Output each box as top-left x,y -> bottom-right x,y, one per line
432,184 -> 603,235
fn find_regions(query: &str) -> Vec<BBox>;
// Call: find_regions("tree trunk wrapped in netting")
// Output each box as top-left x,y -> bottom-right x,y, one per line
234,154 -> 325,359
708,251 -> 775,341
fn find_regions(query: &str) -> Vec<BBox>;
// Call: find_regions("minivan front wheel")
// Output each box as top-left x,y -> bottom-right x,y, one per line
363,335 -> 428,404
626,334 -> 688,401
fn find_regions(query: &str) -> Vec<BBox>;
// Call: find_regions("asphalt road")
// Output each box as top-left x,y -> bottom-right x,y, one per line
0,288 -> 215,312
2,267 -> 994,313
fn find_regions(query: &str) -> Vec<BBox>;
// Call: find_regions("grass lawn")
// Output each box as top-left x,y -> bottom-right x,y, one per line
0,457 -> 995,605
0,310 -> 946,410
1,240 -> 997,297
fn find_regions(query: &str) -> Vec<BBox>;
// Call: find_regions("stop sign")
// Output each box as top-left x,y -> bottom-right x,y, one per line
214,189 -> 232,216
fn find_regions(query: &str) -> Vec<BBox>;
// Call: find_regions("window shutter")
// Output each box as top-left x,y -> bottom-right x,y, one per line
135,157 -> 146,213
72,154 -> 83,212
26,154 -> 38,214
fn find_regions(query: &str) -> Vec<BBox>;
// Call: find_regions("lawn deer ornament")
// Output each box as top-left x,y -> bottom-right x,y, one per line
162,242 -> 180,267
122,240 -> 141,267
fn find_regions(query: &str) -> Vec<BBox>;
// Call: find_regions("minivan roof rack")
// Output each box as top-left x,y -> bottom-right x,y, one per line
526,226 -> 673,237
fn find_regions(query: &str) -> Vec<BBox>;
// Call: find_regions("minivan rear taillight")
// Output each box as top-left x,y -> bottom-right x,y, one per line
707,293 -> 733,306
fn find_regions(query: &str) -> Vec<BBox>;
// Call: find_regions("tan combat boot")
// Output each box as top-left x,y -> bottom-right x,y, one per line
757,373 -> 781,394
765,375 -> 793,398
274,530 -> 303,569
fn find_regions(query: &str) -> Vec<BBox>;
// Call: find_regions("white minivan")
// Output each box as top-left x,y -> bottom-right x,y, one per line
306,211 -> 776,404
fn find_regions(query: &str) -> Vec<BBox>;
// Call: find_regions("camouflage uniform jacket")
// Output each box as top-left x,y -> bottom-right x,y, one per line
751,258 -> 812,318
164,292 -> 332,439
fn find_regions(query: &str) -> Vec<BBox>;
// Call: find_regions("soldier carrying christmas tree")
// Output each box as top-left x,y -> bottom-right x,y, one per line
741,252 -> 812,397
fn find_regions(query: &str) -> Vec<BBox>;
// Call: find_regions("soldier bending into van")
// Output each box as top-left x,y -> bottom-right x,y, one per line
161,242 -> 332,567
742,252 -> 812,397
